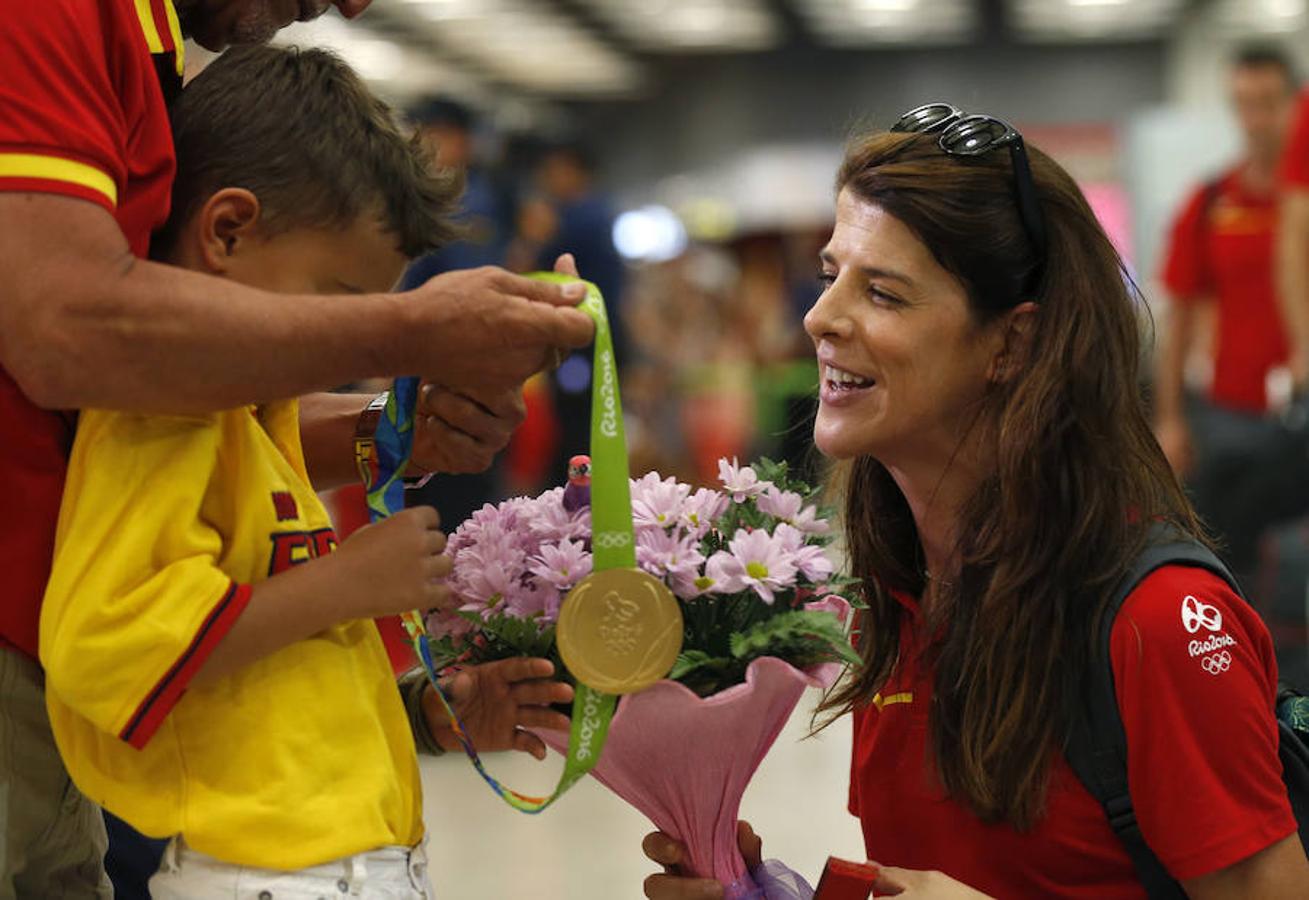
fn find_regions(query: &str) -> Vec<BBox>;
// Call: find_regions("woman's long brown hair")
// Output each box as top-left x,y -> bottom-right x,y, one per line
817,131 -> 1204,829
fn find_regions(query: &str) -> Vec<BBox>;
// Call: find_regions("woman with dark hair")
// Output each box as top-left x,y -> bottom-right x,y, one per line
641,107 -> 1309,898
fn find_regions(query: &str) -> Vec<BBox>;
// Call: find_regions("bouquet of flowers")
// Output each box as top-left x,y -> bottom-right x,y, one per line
427,457 -> 858,897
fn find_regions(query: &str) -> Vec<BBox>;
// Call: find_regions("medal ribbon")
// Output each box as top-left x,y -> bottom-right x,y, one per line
364,275 -> 625,813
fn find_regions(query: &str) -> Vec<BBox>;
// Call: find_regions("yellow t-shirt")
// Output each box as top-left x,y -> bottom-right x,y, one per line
40,400 -> 423,869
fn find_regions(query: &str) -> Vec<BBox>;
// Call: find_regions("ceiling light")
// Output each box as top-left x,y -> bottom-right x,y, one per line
577,1 -> 780,52
402,1 -> 644,96
792,0 -> 976,46
1008,0 -> 1182,41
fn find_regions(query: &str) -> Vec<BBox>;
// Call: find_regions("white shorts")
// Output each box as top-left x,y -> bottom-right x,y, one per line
148,836 -> 435,899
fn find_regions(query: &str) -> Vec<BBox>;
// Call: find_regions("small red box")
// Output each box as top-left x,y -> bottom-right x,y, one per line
814,856 -> 879,900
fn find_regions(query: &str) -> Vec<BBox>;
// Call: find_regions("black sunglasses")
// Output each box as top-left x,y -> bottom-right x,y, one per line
891,102 -> 1048,267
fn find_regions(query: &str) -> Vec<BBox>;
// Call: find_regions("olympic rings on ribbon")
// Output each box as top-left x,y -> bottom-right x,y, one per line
593,532 -> 633,549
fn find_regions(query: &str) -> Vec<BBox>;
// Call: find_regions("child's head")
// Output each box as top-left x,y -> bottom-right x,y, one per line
154,43 -> 460,294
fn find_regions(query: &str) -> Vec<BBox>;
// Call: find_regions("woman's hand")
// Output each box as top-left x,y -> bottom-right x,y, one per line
641,822 -> 763,900
422,658 -> 573,759
872,866 -> 994,899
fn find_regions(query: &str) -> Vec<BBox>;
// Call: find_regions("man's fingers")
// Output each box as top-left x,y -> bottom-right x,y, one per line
736,821 -> 762,870
490,269 -> 588,307
554,252 -> 580,277
451,385 -> 527,422
512,727 -> 548,760
428,393 -> 505,443
514,707 -> 573,733
552,306 -> 596,348
489,656 -> 558,683
642,832 -> 687,868
508,680 -> 575,708
642,873 -> 723,900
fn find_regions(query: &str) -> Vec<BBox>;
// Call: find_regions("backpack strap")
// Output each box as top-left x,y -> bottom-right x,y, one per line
1064,523 -> 1239,899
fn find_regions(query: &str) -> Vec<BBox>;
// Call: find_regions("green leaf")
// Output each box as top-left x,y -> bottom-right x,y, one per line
729,609 -> 861,667
425,634 -> 467,672
473,610 -> 557,661
669,649 -> 732,681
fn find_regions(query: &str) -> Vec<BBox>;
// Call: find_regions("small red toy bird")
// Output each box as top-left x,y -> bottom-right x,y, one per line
563,454 -> 591,512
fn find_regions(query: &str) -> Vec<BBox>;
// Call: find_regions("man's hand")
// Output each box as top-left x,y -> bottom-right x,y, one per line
409,267 -> 593,395
410,382 -> 526,476
422,658 -> 573,759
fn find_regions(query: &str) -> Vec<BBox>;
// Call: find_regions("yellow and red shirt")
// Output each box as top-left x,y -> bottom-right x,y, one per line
1160,167 -> 1286,413
848,568 -> 1294,897
0,0 -> 182,660
40,401 -> 424,869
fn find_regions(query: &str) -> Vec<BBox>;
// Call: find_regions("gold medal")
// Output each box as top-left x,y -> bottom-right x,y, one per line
556,569 -> 684,695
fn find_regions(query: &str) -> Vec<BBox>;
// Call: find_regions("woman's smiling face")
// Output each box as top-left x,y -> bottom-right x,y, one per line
805,188 -> 1007,464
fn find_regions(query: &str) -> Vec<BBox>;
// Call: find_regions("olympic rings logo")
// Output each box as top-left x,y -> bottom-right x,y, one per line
1201,650 -> 1232,675
593,532 -> 633,549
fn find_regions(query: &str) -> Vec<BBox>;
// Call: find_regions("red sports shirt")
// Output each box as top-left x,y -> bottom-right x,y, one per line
1280,89 -> 1309,189
848,566 -> 1295,898
1160,167 -> 1286,413
0,0 -> 182,660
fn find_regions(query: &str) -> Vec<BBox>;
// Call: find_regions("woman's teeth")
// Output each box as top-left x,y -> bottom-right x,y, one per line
824,365 -> 874,389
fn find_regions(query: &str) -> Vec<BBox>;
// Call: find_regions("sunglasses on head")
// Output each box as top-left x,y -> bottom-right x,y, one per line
890,102 -> 1048,269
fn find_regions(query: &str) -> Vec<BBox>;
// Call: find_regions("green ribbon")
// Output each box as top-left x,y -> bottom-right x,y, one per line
524,273 -> 632,806
398,274 -> 630,813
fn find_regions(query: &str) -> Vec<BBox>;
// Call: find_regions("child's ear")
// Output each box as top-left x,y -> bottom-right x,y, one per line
196,188 -> 262,274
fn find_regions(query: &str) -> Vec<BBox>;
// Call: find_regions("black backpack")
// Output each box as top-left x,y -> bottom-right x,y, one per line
1066,528 -> 1309,898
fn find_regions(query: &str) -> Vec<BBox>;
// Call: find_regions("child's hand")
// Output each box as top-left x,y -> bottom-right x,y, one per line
423,658 -> 573,759
325,506 -> 453,619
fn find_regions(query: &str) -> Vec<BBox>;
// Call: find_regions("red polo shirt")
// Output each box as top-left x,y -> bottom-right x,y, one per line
1160,167 -> 1286,413
848,566 -> 1294,898
0,0 -> 182,660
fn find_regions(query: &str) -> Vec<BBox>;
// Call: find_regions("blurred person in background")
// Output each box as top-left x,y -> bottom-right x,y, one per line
512,141 -> 630,484
1278,45 -> 1309,391
1154,45 -> 1302,584
1266,45 -> 1309,688
401,98 -> 521,529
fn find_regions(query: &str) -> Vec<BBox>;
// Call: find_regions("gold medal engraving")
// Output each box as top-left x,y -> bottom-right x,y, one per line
556,569 -> 683,695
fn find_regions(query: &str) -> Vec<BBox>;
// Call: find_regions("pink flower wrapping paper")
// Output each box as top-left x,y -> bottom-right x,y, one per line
540,601 -> 848,893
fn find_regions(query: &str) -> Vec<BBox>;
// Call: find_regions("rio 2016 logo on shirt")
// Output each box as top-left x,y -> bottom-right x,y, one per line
1181,594 -> 1223,634
1181,594 -> 1237,676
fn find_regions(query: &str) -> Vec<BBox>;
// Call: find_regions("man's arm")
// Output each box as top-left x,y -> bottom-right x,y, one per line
0,193 -> 592,414
1277,189 -> 1309,386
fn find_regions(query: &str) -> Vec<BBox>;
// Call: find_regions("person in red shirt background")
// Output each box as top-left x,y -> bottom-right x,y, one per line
1277,48 -> 1309,389
0,0 -> 595,894
1153,45 -> 1304,587
641,109 -> 1307,898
